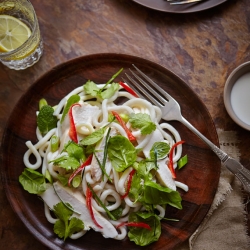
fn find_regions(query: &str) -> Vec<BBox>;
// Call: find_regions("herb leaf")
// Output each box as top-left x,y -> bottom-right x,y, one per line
107,135 -> 137,172
149,142 -> 170,160
50,155 -> 80,171
128,212 -> 161,246
129,113 -> 156,135
60,94 -> 80,123
84,80 -> 100,97
37,105 -> 58,136
19,168 -> 47,194
80,127 -> 106,146
53,202 -> 84,240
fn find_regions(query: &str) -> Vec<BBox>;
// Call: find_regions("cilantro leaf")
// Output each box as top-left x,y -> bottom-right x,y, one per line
129,113 -> 156,135
84,80 -> 100,97
37,105 -> 58,136
100,83 -> 120,99
64,141 -> 86,162
60,94 -> 80,123
50,155 -> 80,171
80,127 -> 106,146
53,202 -> 84,240
84,81 -> 120,100
19,168 -> 47,194
107,135 -> 137,172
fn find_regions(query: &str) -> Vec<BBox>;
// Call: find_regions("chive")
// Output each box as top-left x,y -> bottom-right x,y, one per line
177,155 -> 188,169
93,151 -> 112,182
100,68 -> 123,91
87,183 -> 116,221
102,127 -> 111,171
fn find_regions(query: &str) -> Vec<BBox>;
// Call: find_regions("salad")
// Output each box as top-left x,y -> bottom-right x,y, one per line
19,69 -> 188,246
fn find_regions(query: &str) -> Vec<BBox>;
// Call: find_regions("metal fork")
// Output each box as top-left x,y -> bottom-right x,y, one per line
167,0 -> 203,5
124,65 -> 250,193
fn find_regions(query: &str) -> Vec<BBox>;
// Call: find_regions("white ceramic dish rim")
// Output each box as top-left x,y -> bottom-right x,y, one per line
224,61 -> 250,131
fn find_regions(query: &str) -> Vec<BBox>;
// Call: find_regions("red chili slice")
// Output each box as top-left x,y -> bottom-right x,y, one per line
121,169 -> 136,199
69,103 -> 80,143
68,154 -> 93,186
86,186 -> 103,229
111,111 -> 136,142
119,81 -> 138,97
116,222 -> 151,230
168,140 -> 185,179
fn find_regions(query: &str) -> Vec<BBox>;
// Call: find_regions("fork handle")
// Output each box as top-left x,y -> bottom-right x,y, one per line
181,117 -> 250,192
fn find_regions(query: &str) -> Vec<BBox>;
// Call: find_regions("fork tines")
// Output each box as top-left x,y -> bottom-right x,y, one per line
123,65 -> 167,107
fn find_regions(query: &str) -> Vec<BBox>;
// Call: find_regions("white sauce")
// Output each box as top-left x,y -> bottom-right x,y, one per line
230,72 -> 250,125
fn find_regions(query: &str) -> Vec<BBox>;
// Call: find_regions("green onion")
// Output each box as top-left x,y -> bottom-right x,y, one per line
87,183 -> 116,221
50,135 -> 60,152
177,155 -> 188,169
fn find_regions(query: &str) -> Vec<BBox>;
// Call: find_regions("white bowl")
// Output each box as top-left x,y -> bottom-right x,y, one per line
224,61 -> 250,130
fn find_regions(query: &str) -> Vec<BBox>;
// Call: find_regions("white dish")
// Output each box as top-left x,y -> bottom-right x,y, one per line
224,61 -> 250,130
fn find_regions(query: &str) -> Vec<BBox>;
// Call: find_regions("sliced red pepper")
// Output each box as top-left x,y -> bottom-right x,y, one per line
111,111 -> 136,142
69,103 -> 81,143
121,169 -> 136,199
168,140 -> 185,179
86,186 -> 103,229
116,222 -> 151,230
119,81 -> 138,97
68,154 -> 93,186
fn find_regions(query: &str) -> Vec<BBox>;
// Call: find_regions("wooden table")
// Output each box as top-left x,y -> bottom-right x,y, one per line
0,0 -> 250,249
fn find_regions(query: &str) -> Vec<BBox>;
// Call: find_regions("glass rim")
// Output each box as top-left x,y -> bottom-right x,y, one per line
0,0 -> 40,57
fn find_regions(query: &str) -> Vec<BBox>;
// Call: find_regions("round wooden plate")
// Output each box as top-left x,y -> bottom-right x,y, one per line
0,53 -> 220,250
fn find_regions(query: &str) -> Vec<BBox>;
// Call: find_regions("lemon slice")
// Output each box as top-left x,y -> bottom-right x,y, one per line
0,14 -> 31,52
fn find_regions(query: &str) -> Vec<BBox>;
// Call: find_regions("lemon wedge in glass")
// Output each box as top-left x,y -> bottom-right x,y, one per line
0,15 -> 31,53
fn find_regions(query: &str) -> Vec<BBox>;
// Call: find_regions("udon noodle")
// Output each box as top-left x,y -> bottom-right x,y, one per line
22,80 -> 188,245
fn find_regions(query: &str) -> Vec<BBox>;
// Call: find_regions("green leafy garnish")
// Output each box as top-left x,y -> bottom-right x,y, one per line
144,181 -> 182,209
50,155 -> 80,171
39,98 -> 48,110
129,113 -> 156,135
107,135 -> 137,172
80,127 -> 106,146
60,94 -> 80,123
19,168 -> 47,194
53,202 -> 84,240
128,212 -> 161,246
150,142 -> 170,160
178,154 -> 188,169
64,141 -> 86,162
37,105 -> 58,136
84,69 -> 122,100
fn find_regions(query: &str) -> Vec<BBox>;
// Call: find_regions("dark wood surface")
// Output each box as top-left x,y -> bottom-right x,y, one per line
0,0 -> 250,249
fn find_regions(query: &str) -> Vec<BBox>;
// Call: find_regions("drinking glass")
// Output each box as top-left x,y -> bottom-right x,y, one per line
0,0 -> 43,70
